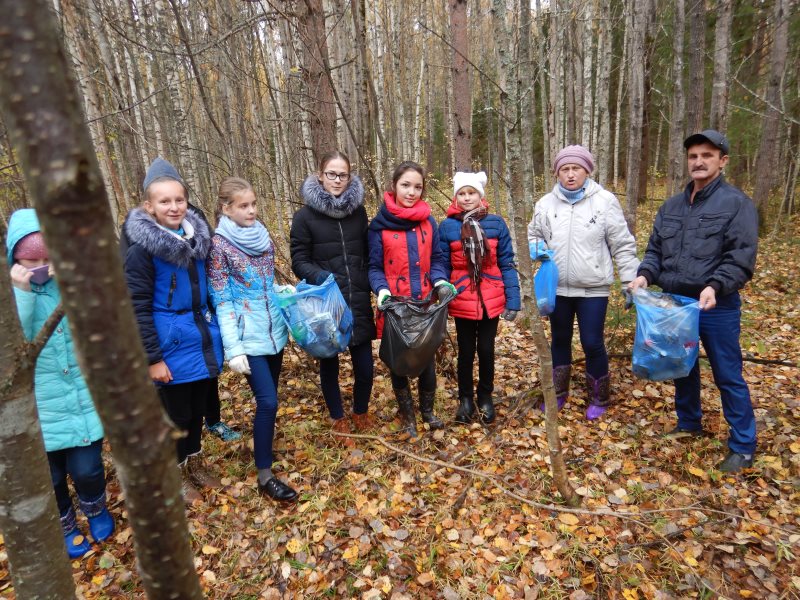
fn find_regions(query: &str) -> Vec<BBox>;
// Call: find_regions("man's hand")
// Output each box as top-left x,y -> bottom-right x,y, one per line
698,286 -> 716,311
627,275 -> 648,292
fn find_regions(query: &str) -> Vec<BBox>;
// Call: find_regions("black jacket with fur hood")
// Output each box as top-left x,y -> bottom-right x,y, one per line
290,175 -> 376,346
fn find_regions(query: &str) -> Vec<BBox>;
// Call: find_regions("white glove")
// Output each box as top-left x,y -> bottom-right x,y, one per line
377,289 -> 391,309
229,355 -> 251,375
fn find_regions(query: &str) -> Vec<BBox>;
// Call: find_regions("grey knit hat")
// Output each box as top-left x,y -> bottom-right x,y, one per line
143,157 -> 186,193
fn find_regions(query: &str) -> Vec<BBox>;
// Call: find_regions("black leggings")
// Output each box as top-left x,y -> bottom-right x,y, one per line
455,316 -> 499,399
159,378 -> 217,463
390,361 -> 436,394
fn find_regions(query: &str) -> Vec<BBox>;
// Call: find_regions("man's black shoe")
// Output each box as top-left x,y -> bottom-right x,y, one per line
258,477 -> 298,502
717,451 -> 754,473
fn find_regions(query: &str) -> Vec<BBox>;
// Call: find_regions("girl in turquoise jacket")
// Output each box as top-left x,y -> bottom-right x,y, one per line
6,208 -> 114,559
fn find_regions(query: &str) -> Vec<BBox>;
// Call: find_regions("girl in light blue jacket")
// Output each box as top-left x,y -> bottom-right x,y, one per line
6,209 -> 113,559
207,177 -> 295,502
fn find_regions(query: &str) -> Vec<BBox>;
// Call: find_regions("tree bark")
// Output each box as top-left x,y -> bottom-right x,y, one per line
753,0 -> 790,231
0,271 -> 75,598
595,0 -> 612,185
709,0 -> 733,131
450,0 -> 472,170
686,0 -> 706,134
624,0 -> 648,232
667,0 -> 686,197
0,2 -> 204,598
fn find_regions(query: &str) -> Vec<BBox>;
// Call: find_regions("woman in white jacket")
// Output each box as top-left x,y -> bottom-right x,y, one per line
528,145 -> 639,419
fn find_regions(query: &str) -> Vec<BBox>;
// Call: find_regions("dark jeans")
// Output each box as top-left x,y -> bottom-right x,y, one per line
205,384 -> 221,426
391,361 -> 436,393
549,295 -> 609,378
47,439 -> 106,516
673,292 -> 755,454
245,352 -> 284,469
319,341 -> 374,418
158,378 -> 217,463
455,316 -> 499,399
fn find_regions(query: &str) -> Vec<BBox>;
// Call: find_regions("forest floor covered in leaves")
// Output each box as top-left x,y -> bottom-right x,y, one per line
2,212 -> 799,600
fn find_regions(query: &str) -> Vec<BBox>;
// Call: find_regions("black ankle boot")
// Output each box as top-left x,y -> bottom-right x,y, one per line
477,395 -> 496,424
419,389 -> 444,430
394,387 -> 418,439
455,395 -> 475,424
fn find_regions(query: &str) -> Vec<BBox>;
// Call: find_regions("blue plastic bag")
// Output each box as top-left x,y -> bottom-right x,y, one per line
270,274 -> 353,359
532,245 -> 558,316
632,289 -> 700,381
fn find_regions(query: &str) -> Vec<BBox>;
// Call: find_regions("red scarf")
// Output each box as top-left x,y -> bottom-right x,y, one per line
384,191 -> 432,222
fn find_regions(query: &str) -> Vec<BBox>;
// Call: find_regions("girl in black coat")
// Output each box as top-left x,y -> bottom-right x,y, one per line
290,151 -> 377,445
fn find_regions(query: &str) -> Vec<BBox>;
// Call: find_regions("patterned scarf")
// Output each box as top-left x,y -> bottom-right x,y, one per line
455,206 -> 489,289
215,215 -> 272,256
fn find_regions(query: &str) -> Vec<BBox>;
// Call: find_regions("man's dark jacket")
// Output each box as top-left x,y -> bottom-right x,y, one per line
638,175 -> 758,298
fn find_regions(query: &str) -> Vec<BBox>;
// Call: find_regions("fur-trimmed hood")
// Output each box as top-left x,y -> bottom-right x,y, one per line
300,174 -> 364,219
123,208 -> 211,267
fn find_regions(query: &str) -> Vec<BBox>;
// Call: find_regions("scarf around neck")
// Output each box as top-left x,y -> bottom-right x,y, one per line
458,206 -> 489,289
558,180 -> 589,203
215,215 -> 272,256
384,191 -> 432,222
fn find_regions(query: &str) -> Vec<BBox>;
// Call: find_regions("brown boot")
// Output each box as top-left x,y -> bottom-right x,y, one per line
352,412 -> 375,432
186,454 -> 222,489
179,461 -> 203,504
331,417 -> 356,448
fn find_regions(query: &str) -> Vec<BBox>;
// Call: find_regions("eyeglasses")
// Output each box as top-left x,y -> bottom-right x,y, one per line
323,171 -> 350,181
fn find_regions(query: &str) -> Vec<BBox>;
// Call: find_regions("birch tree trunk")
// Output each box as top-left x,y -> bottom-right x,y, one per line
580,0 -> 594,148
667,0 -> 687,197
686,0 -> 706,134
613,9 -> 629,188
753,0 -> 790,231
595,0 -> 612,185
709,0 -> 733,131
624,0 -> 648,232
450,0 -> 472,170
0,1 -> 204,596
0,275 -> 75,599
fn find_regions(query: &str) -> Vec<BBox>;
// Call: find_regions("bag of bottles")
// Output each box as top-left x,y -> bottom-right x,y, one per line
632,289 -> 700,381
379,291 -> 455,377
270,274 -> 353,359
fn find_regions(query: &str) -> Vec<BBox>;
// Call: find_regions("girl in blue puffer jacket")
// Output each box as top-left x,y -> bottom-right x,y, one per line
123,157 -> 224,504
7,208 -> 114,559
206,177 -> 296,502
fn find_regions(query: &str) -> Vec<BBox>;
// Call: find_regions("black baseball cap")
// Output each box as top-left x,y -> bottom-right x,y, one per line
684,129 -> 730,155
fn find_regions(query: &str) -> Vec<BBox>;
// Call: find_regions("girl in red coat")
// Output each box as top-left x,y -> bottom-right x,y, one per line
368,161 -> 455,438
439,171 -> 521,424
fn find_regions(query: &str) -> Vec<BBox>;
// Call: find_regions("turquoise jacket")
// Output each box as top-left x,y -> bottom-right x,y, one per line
6,209 -> 103,452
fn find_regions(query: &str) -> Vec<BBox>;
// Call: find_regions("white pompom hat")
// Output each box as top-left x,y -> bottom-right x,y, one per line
453,171 -> 488,198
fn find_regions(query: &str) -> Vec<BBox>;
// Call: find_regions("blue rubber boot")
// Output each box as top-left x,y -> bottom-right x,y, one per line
88,508 -> 115,543
61,506 -> 90,559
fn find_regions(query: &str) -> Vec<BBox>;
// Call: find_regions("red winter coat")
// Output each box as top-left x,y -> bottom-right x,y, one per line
438,201 -> 521,320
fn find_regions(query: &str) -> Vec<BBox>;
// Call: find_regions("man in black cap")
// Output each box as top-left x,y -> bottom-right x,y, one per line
629,130 -> 759,473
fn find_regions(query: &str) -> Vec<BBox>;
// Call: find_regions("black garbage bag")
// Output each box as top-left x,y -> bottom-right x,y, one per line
379,291 -> 455,377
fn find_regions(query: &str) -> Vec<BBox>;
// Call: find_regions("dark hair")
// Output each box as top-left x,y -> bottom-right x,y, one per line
318,150 -> 351,174
391,161 -> 426,196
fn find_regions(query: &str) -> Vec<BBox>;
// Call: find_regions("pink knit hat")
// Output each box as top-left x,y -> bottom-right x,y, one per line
553,145 -> 595,175
13,232 -> 48,261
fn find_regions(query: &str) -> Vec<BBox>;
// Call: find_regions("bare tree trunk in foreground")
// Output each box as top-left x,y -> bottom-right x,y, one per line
0,2 -> 203,597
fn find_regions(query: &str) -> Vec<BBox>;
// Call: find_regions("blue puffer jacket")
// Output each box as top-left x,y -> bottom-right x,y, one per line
207,233 -> 288,359
123,208 -> 223,385
6,209 -> 103,452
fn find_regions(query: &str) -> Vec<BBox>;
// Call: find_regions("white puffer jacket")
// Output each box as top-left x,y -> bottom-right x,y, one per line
527,179 -> 640,297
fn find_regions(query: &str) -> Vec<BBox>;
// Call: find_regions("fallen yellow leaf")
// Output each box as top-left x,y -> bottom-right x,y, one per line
558,513 -> 580,525
201,544 -> 220,555
286,538 -> 302,553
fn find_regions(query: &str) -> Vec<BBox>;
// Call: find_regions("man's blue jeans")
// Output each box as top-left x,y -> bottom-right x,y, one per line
47,439 -> 106,516
673,292 -> 756,454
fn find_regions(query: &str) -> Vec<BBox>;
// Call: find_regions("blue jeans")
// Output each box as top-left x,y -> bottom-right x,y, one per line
319,341 -> 374,418
549,296 -> 609,378
673,292 -> 755,454
47,439 -> 106,516
245,352 -> 284,469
